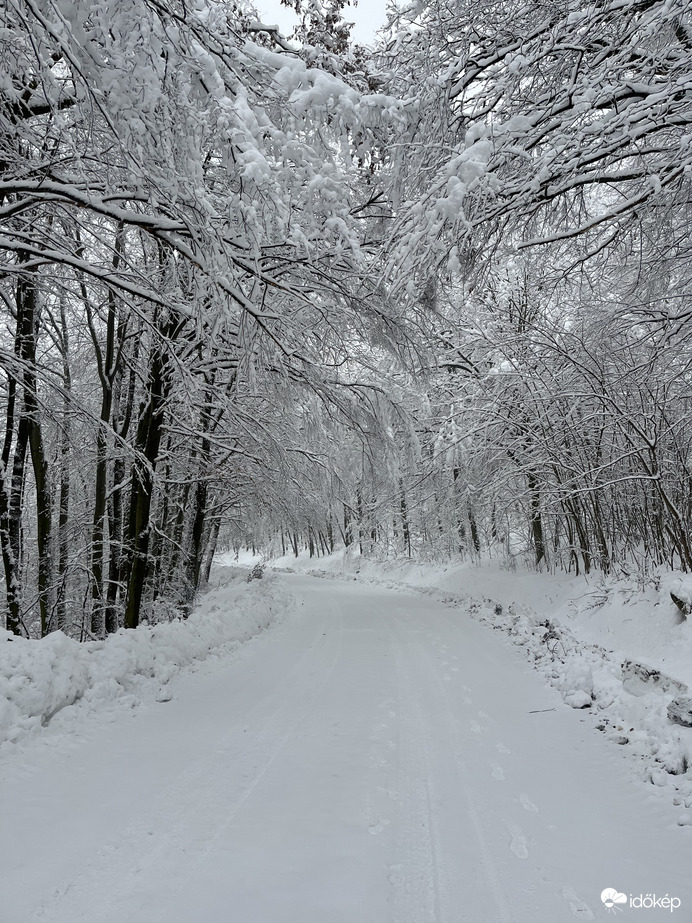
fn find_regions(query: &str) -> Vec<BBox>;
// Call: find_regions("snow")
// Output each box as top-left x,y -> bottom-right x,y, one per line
1,559 -> 691,920
266,549 -> 692,816
0,567 -> 289,752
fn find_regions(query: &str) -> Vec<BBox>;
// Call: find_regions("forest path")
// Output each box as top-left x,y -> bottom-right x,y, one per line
1,574 -> 688,922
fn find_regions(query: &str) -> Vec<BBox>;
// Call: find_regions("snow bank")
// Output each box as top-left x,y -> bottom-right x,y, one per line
0,571 -> 291,751
495,603 -> 692,791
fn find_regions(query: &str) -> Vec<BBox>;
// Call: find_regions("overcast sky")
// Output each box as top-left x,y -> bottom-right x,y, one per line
257,0 -> 388,45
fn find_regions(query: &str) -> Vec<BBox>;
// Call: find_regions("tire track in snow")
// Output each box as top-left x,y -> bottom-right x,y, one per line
413,605 -> 596,921
173,597 -> 346,882
388,628 -> 442,923
388,616 -> 513,923
420,642 -> 515,923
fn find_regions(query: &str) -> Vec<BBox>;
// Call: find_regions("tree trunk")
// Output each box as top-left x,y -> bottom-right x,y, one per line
105,319 -> 138,634
527,471 -> 545,566
17,271 -> 53,635
452,467 -> 467,553
0,386 -> 24,635
399,479 -> 411,556
187,375 -> 217,600
56,297 -> 72,632
201,513 -> 221,586
0,285 -> 28,635
84,244 -> 121,635
123,339 -> 169,630
468,505 -> 481,554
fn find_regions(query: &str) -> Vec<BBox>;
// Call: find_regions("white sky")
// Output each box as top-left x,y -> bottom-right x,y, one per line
257,0 -> 388,45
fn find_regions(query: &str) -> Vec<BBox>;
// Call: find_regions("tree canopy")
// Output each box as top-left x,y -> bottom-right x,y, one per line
3,0 -> 692,637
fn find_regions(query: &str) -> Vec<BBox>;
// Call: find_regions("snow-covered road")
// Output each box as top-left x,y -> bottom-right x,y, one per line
1,574 -> 689,922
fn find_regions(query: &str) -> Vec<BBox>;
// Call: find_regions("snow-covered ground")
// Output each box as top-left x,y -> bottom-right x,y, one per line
1,558 -> 691,921
0,567 -> 288,752
266,549 -> 692,819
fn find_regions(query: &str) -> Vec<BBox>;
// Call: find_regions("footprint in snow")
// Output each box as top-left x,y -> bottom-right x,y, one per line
496,742 -> 511,754
520,792 -> 539,813
561,886 -> 594,919
490,762 -> 505,781
508,823 -> 529,859
469,720 -> 483,734
368,820 -> 389,835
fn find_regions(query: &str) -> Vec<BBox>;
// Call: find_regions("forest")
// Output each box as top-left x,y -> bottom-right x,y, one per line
2,0 -> 692,639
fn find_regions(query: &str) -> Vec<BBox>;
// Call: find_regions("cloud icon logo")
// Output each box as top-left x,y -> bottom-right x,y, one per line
601,889 -> 628,912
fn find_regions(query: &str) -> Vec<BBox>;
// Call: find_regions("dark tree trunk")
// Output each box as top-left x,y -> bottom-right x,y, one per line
106,321 -> 137,634
399,479 -> 411,557
123,336 -> 170,629
56,297 -> 72,632
83,240 -> 121,635
0,291 -> 26,635
468,506 -> 481,554
187,374 -> 217,599
188,477 -> 209,594
105,456 -> 126,633
17,270 -> 53,635
527,471 -> 545,566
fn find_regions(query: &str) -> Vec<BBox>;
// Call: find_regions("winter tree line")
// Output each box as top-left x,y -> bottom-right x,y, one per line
2,0 -> 691,638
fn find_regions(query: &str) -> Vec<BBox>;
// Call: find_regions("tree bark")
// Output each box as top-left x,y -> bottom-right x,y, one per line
16,269 -> 53,635
84,240 -> 121,633
527,470 -> 545,566
56,296 -> 72,632
123,334 -> 170,630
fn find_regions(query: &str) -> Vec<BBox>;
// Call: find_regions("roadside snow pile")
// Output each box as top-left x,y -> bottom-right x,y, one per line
488,600 -> 692,806
412,577 -> 692,809
478,594 -> 692,810
390,572 -> 692,808
0,573 -> 290,751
